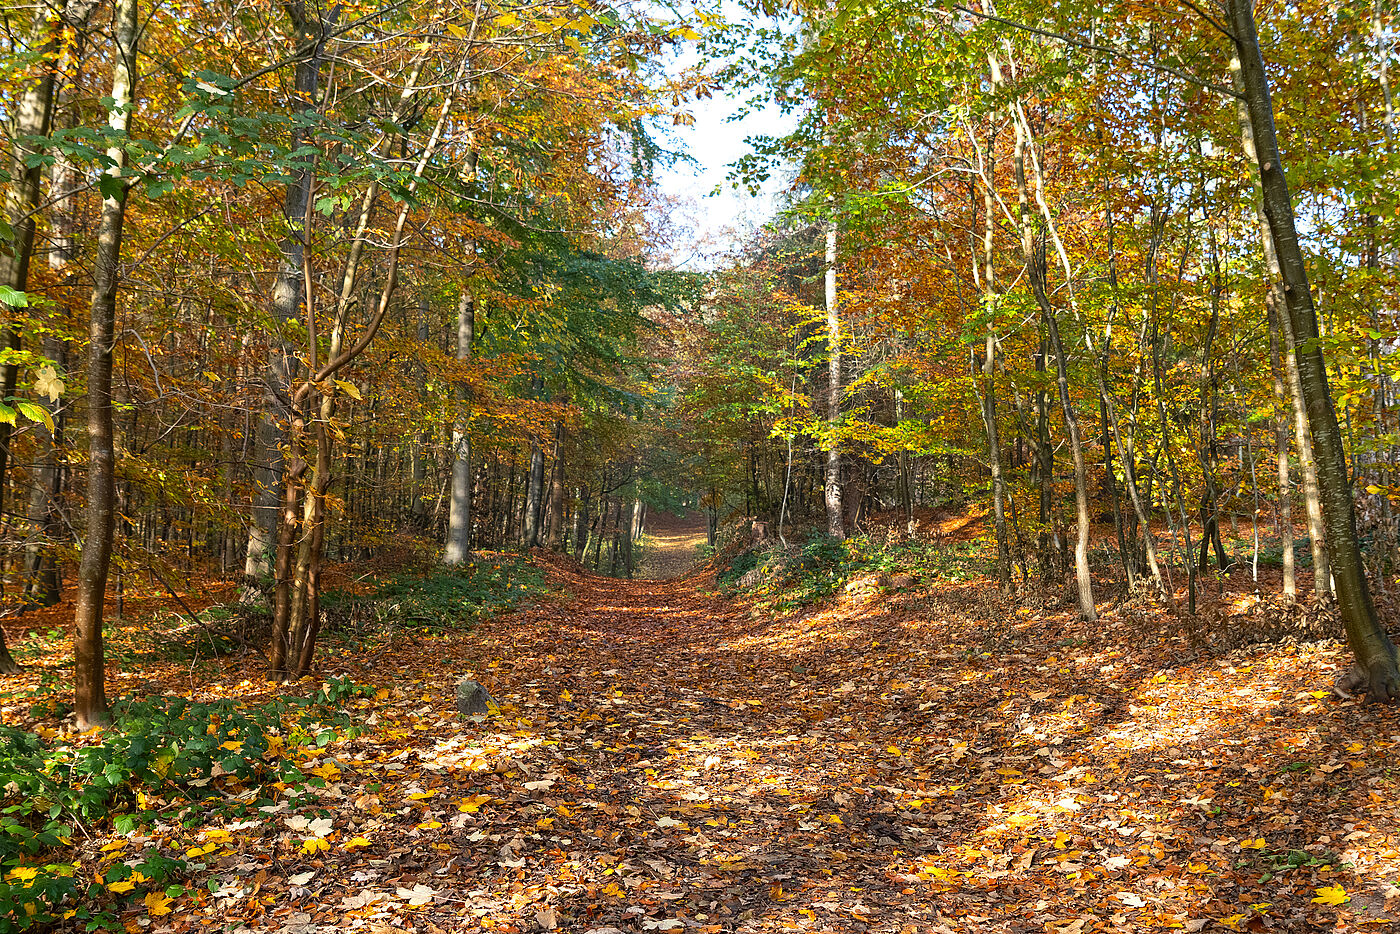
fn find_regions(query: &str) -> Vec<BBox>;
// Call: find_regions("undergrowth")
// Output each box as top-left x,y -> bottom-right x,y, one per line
718,529 -> 988,613
0,677 -> 373,930
321,554 -> 547,648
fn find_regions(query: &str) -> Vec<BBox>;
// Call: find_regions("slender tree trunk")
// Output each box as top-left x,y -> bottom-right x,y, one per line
74,0 -> 140,729
245,3 -> 332,592
1229,52 -> 1328,595
573,484 -> 591,559
1268,302 -> 1296,596
1005,90 -> 1094,619
410,300 -> 431,527
444,290 -> 475,564
0,7 -> 66,563
267,425 -> 305,677
524,441 -> 545,547
546,422 -> 566,550
823,215 -> 845,539
1229,0 -> 1398,698
970,181 -> 1010,586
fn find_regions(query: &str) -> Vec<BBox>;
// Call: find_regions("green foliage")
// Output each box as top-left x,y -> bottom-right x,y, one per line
374,557 -> 546,626
0,680 -> 371,927
324,557 -> 547,644
721,529 -> 988,612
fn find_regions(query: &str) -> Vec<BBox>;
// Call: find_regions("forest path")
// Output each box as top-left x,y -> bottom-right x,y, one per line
310,557 -> 1394,933
636,510 -> 710,579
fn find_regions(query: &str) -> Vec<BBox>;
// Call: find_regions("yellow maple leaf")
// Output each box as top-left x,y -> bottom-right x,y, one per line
1240,838 -> 1266,849
302,837 -> 330,855
343,836 -> 372,850
1313,884 -> 1349,906
107,879 -> 137,894
144,891 -> 173,916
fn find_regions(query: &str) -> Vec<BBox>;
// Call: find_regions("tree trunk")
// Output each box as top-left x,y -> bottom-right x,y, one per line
1229,0 -> 1399,699
74,0 -> 140,729
524,441 -> 545,547
0,6 -> 68,565
823,215 -> 845,539
971,181 -> 1011,586
444,290 -> 475,564
546,422 -> 566,550
1229,53 -> 1326,596
244,3 -> 332,593
1006,92 -> 1095,620
1268,301 -> 1296,596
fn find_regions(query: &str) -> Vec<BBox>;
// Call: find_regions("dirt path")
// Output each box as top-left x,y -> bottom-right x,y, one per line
314,557 -> 1400,934
636,511 -> 709,579
158,554 -> 1400,934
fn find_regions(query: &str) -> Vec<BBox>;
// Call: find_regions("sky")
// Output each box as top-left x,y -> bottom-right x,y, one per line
649,16 -> 799,270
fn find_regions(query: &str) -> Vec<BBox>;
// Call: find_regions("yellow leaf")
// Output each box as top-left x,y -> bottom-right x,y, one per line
219,740 -> 243,752
1313,884 -> 1349,906
302,837 -> 330,855
107,879 -> 137,894
1240,838 -> 1266,850
334,379 -> 362,401
144,891 -> 173,916
344,836 -> 372,850
416,820 -> 443,830
33,365 -> 64,402
886,745 -> 902,756
185,843 -> 217,858
408,790 -> 436,801
560,689 -> 573,702
8,867 -> 38,881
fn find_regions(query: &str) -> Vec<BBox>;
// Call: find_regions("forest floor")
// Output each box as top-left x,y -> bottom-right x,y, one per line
6,518 -> 1400,933
636,511 -> 710,579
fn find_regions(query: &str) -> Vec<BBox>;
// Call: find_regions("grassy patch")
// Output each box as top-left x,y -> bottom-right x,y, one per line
320,554 -> 548,648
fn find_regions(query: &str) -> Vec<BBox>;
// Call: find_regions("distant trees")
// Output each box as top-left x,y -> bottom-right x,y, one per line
682,0 -> 1400,697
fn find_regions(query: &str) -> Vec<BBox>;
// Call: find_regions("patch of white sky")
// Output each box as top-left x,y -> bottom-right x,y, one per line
648,1 -> 801,270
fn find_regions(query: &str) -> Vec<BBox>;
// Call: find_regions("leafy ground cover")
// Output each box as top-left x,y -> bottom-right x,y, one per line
3,517 -> 1399,933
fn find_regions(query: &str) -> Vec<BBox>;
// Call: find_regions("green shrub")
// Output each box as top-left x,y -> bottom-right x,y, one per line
0,677 -> 372,929
320,557 -> 546,646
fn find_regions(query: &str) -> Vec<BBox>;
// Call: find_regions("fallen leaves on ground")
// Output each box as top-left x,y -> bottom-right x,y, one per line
5,520 -> 1400,933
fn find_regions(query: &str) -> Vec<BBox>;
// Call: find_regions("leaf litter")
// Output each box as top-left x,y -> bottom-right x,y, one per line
8,535 -> 1400,933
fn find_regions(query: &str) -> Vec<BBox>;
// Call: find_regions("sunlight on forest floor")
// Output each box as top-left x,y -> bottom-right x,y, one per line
4,547 -> 1399,933
636,511 -> 710,580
